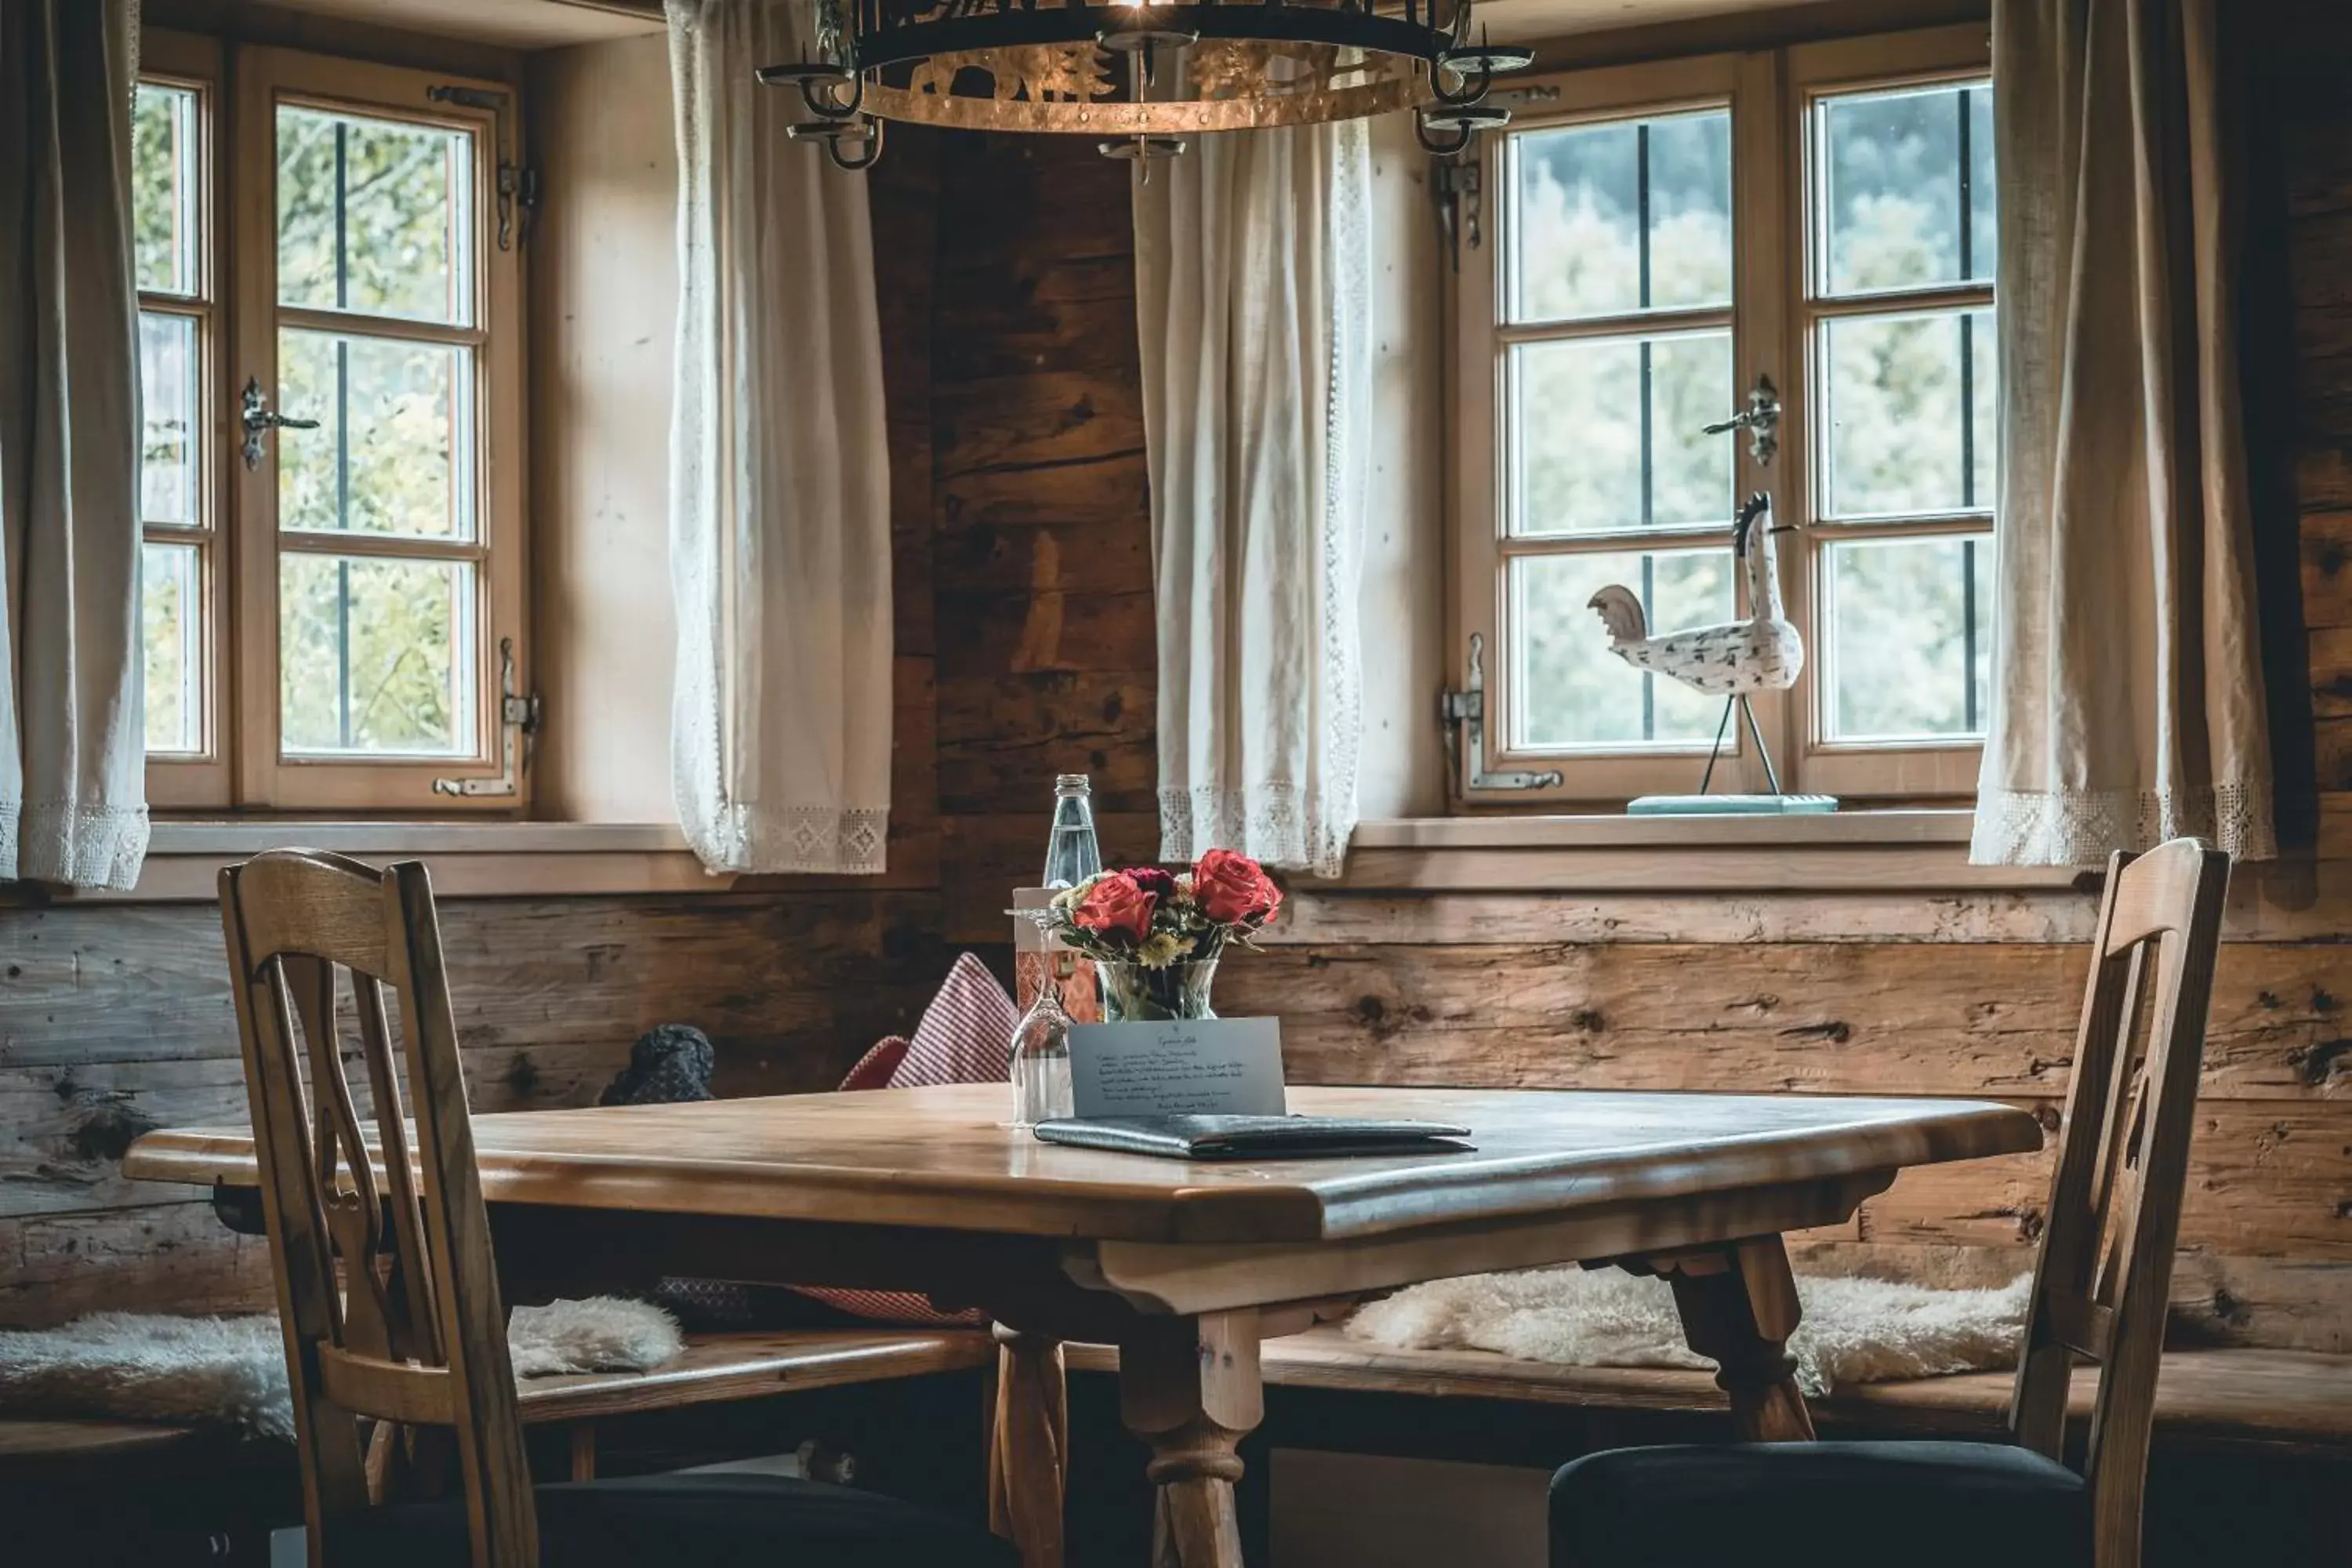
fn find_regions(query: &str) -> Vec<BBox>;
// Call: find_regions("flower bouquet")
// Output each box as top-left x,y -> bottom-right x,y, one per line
1040,849 -> 1283,1021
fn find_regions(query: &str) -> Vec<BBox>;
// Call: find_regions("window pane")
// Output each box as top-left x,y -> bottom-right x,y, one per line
1512,331 -> 1734,535
1968,85 -> 1995,284
1819,82 -> 1991,296
1821,535 -> 1993,742
281,554 -> 474,756
143,542 -> 201,754
278,106 -> 474,325
139,312 -> 199,524
133,84 -> 199,296
1509,110 -> 1731,324
1969,307 -> 1998,507
1823,308 -> 1995,517
1512,548 -> 1735,750
278,328 -> 473,539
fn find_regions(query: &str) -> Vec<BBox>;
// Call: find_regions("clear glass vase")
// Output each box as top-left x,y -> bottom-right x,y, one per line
1096,958 -> 1220,1023
1007,975 -> 1074,1129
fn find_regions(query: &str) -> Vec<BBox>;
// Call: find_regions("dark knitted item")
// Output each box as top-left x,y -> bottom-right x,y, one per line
596,1026 -> 750,1329
599,1024 -> 717,1106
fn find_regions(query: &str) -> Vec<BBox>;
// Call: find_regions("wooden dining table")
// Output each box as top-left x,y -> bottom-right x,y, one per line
125,1082 -> 2041,1568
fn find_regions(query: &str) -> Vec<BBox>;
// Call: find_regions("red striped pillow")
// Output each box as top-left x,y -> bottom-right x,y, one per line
805,954 -> 1018,1325
837,1035 -> 911,1091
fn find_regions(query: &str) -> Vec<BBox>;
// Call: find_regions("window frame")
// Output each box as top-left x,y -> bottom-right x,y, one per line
1446,24 -> 1993,809
1782,27 -> 1996,800
136,38 -> 528,813
139,30 -> 231,809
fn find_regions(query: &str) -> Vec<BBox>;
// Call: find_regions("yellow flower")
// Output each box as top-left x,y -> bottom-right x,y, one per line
1134,931 -> 1187,969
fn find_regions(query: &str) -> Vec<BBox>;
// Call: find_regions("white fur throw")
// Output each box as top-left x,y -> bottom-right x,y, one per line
1346,1268 -> 2031,1396
0,1298 -> 684,1439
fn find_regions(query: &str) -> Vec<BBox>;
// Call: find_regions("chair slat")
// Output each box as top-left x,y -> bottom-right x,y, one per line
317,1345 -> 460,1428
354,971 -> 444,1367
2040,1289 -> 2117,1361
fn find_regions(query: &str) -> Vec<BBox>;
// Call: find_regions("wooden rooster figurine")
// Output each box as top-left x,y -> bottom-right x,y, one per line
1588,492 -> 1801,793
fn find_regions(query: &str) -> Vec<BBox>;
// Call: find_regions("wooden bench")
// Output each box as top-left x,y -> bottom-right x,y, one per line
1067,1327 -> 2352,1458
0,1326 -> 996,1485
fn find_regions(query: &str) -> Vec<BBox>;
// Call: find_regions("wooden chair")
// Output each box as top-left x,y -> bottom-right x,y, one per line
219,848 -> 1014,1568
1549,838 -> 2230,1568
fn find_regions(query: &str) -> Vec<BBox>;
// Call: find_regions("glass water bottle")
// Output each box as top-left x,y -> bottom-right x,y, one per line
1042,773 -> 1102,889
1007,966 -> 1074,1129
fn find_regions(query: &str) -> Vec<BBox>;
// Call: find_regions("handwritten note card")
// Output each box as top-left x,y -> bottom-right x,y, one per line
1067,1018 -> 1287,1118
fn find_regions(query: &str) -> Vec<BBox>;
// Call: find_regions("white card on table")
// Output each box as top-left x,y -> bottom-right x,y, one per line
1066,1018 -> 1287,1118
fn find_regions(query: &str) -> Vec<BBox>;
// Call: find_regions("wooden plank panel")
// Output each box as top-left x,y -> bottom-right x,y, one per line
938,671 -> 1156,817
1786,1240 -> 2352,1355
0,893 -> 949,1084
931,371 -> 1145,480
2303,509 -> 2352,631
936,513 -> 1155,599
0,1202 -> 274,1329
935,588 -> 1155,677
1276,864 -> 2352,946
1266,889 -> 2105,946
932,252 -> 1141,384
938,450 -> 1151,535
942,811 -> 1160,943
1824,1102 -> 2352,1263
1232,940 -> 2352,1100
2314,626 -> 2352,719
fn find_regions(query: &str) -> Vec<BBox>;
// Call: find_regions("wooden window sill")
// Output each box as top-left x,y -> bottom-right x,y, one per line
18,822 -> 724,903
1330,811 -> 2097,893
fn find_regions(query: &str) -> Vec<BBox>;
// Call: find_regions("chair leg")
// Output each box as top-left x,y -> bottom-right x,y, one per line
568,1424 -> 597,1483
989,1325 -> 1068,1568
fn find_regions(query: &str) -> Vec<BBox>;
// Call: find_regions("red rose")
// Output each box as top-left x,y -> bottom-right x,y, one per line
1073,871 -> 1156,945
1123,866 -> 1178,902
1193,849 -> 1282,927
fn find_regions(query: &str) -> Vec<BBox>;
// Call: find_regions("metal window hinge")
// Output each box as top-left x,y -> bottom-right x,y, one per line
426,84 -> 538,249
433,638 -> 539,798
1436,158 -> 1483,273
1441,633 -> 1563,794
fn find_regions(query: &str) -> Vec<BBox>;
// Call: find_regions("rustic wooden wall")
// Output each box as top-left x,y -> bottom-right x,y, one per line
925,132 -> 1163,941
909,12 -> 2352,1355
0,891 -> 950,1327
10,13 -> 2350,1353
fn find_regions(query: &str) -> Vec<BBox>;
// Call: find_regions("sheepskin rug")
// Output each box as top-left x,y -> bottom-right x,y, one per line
1345,1267 -> 2031,1396
0,1297 -> 684,1439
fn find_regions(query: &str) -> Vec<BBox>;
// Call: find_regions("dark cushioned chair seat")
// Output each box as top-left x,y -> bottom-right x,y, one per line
322,1469 -> 1018,1568
1552,1441 -> 2089,1568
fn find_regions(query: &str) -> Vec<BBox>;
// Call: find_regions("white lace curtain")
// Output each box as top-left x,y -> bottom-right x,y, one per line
1133,122 -> 1371,879
666,0 -> 894,874
1973,0 -> 2275,864
0,0 -> 149,891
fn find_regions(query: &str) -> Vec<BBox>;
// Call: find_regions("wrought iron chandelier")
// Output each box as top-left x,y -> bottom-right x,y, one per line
759,0 -> 1531,170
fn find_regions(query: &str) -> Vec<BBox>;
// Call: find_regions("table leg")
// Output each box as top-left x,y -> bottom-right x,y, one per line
1657,1234 -> 1817,1443
989,1325 -> 1069,1568
1119,1311 -> 1264,1568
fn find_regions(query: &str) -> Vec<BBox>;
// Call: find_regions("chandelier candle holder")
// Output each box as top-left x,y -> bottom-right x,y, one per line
759,0 -> 1532,169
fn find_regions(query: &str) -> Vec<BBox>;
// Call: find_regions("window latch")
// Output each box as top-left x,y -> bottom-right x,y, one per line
434,637 -> 539,799
240,378 -> 319,470
426,84 -> 537,250
1441,633 -> 1563,794
1704,375 -> 1781,466
1435,158 -> 1482,273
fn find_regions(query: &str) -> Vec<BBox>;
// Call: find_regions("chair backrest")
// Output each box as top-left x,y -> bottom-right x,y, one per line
2008,837 -> 2230,1568
220,850 -> 535,1566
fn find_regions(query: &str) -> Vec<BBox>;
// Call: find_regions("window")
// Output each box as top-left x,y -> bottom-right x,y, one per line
134,38 -> 525,811
1450,27 -> 1994,804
